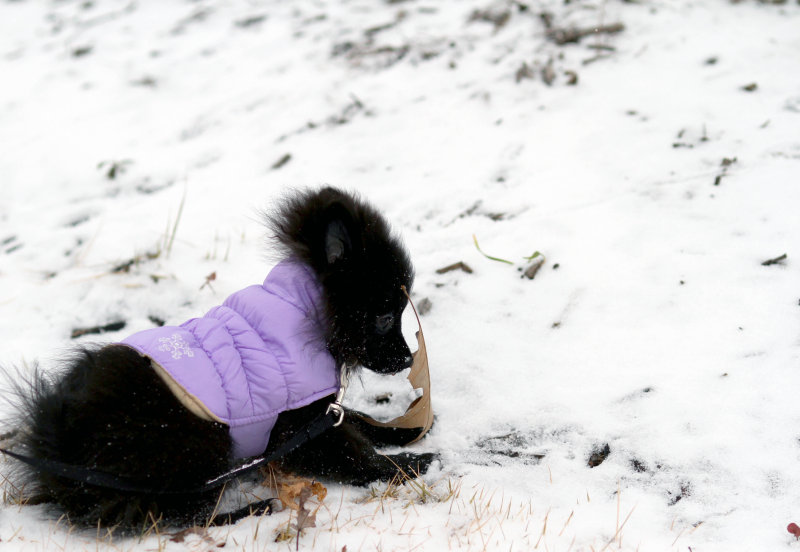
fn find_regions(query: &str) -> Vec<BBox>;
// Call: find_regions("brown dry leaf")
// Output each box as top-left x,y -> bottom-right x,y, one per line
293,487 -> 317,531
278,475 -> 327,511
292,486 -> 321,550
279,481 -> 307,510
270,474 -> 327,547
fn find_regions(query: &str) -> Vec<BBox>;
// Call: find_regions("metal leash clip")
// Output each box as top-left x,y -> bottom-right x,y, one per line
326,364 -> 351,427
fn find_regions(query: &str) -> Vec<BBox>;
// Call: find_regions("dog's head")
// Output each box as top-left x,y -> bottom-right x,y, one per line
270,187 -> 415,374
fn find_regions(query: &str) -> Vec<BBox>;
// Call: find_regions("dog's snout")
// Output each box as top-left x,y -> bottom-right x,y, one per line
402,354 -> 413,369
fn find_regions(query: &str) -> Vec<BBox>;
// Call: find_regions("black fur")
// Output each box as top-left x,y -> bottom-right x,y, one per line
6,347 -> 232,528
268,187 -> 415,374
2,187 -> 436,531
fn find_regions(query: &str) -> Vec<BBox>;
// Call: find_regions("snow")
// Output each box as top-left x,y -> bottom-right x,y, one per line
2,0 -> 800,550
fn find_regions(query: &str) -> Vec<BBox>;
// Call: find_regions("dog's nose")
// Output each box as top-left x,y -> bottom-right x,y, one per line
402,354 -> 413,368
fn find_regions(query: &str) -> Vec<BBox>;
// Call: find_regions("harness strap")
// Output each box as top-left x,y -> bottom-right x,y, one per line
0,408 -> 339,496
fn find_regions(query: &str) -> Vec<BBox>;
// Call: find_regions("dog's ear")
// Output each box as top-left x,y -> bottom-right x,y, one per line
323,199 -> 361,265
325,218 -> 351,264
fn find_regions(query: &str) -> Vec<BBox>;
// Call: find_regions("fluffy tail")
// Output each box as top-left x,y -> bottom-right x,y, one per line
1,346 -> 232,530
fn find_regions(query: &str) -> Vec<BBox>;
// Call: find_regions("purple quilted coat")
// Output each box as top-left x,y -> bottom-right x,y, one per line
120,260 -> 339,458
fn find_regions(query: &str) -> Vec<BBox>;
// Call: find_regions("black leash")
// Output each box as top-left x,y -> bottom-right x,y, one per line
0,407 -> 343,497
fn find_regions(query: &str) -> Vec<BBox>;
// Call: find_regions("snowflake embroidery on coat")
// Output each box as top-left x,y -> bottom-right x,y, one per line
157,333 -> 195,360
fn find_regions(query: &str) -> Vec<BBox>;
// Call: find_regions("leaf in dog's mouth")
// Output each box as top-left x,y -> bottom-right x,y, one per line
356,288 -> 433,444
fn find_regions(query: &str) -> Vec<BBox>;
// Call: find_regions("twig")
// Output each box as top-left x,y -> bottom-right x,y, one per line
199,272 -> 217,292
547,23 -> 625,46
761,253 -> 787,266
436,261 -> 473,274
70,321 -> 126,339
271,153 -> 292,170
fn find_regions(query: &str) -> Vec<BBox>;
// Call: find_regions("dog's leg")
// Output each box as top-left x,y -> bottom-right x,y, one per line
269,400 -> 438,486
343,413 -> 435,447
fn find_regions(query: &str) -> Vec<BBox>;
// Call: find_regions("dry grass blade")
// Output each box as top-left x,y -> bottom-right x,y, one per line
164,186 -> 187,258
600,505 -> 637,551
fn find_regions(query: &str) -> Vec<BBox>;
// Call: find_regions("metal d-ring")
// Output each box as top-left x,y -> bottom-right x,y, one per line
326,363 -> 351,427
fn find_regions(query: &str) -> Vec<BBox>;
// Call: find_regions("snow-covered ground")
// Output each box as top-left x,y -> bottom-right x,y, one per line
2,0 -> 800,550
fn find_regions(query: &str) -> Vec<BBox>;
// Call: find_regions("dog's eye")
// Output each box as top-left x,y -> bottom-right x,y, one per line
375,314 -> 394,335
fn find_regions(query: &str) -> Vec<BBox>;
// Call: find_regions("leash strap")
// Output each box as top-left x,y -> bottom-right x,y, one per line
198,408 -> 338,492
0,408 -> 339,496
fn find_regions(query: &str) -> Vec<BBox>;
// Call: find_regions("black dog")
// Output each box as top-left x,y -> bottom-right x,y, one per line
3,187 -> 436,530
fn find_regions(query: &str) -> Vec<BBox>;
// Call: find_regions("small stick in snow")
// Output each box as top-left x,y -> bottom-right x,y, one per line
271,153 -> 292,170
515,62 -> 535,83
71,321 -> 126,339
436,262 -> 473,274
761,253 -> 787,266
416,297 -> 433,316
564,70 -> 579,85
200,271 -> 217,291
546,22 -> 625,46
520,253 -> 546,279
541,59 -> 556,86
714,157 -> 737,186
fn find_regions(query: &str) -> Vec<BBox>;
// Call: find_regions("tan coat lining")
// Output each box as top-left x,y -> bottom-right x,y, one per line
149,359 -> 226,425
